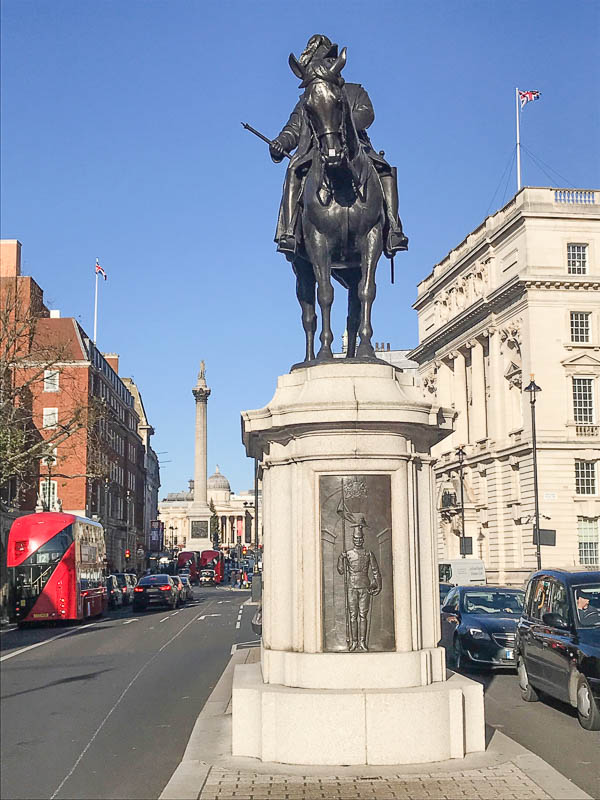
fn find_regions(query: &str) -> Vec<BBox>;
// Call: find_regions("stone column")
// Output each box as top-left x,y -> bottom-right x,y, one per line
470,339 -> 487,442
453,350 -> 469,445
192,364 -> 211,506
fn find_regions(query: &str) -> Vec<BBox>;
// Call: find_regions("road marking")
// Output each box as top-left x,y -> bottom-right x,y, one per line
159,617 -> 170,623
198,614 -> 221,621
231,640 -> 260,654
122,619 -> 139,625
170,611 -> 180,616
235,622 -> 241,629
0,623 -> 97,662
50,604 -> 214,798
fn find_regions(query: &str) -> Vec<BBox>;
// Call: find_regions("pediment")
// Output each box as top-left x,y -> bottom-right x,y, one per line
561,352 -> 600,368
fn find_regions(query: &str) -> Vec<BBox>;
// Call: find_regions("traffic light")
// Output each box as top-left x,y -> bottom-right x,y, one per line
242,546 -> 247,555
125,549 -> 131,559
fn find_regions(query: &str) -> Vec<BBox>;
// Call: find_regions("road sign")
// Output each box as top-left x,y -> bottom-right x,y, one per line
533,528 -> 556,546
459,537 -> 473,555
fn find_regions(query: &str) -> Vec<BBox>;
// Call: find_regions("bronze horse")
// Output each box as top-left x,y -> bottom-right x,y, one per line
288,49 -> 386,364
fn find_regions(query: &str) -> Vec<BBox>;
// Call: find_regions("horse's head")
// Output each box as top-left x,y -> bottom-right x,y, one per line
289,48 -> 348,167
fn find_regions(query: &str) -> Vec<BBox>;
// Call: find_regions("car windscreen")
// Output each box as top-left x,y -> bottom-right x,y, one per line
573,583 -> 600,627
461,590 -> 524,615
114,575 -> 127,587
139,575 -> 170,585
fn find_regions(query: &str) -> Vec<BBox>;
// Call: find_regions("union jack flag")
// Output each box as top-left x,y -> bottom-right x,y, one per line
95,258 -> 107,280
519,89 -> 541,109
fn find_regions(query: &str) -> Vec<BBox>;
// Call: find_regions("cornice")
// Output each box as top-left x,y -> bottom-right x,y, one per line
409,277 -> 525,363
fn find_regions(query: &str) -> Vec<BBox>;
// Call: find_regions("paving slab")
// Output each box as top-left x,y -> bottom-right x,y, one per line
160,648 -> 591,800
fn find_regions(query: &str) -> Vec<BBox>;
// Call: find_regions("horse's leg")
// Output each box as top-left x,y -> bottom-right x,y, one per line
293,257 -> 316,363
305,230 -> 335,360
345,268 -> 361,358
356,225 -> 383,358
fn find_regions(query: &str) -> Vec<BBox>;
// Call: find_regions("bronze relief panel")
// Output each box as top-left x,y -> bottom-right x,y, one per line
320,474 -> 395,652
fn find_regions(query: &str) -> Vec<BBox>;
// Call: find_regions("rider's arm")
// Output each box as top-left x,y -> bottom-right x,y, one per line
351,85 -> 375,131
270,99 -> 303,162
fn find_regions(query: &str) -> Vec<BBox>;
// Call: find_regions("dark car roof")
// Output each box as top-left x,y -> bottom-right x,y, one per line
139,574 -> 171,584
454,585 -> 524,593
526,569 -> 600,586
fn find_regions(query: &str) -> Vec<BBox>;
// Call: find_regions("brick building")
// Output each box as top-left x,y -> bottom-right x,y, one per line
1,240 -> 153,572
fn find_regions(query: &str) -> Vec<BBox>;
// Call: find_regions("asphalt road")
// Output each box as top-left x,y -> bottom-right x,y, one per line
457,663 -> 600,799
0,586 -> 255,800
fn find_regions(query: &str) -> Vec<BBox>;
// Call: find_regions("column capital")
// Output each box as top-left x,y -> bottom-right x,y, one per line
192,387 -> 211,403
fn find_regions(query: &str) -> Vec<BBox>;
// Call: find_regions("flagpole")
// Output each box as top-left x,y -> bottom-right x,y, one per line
515,87 -> 522,192
93,262 -> 99,344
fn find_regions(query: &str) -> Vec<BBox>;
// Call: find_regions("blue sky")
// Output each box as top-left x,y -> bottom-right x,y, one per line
2,0 -> 599,496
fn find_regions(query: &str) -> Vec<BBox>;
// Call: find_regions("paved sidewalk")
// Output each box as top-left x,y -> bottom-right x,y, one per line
161,649 -> 591,800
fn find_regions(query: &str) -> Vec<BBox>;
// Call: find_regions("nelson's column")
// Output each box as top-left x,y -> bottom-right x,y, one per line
188,361 -> 211,545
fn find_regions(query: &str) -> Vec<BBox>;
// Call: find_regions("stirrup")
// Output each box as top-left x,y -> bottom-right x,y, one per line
277,234 -> 297,255
385,228 -> 408,258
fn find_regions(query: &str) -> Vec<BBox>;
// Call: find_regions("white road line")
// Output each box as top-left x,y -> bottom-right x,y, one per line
235,622 -> 241,629
49,609 -> 207,799
159,617 -> 170,623
170,611 -> 180,616
0,623 -> 97,663
197,614 -> 221,621
122,619 -> 139,625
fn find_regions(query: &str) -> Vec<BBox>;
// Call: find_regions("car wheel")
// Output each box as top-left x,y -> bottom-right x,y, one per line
576,676 -> 600,731
518,657 -> 539,702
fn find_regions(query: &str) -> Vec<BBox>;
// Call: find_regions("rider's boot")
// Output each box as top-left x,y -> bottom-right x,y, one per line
380,172 -> 409,257
276,169 -> 302,256
349,618 -> 358,651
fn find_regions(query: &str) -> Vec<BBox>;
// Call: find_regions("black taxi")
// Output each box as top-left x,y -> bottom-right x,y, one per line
515,568 -> 600,730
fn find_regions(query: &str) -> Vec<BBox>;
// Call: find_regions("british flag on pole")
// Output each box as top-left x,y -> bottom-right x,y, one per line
95,258 -> 107,280
519,89 -> 541,109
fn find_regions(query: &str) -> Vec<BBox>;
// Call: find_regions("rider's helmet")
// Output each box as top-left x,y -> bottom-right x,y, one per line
300,34 -> 338,67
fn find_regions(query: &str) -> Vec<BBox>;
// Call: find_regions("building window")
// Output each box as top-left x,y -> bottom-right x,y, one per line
578,517 -> 599,566
573,378 -> 595,423
567,243 -> 588,275
40,479 -> 57,509
575,461 -> 597,495
570,312 -> 591,343
43,408 -> 58,428
43,369 -> 59,392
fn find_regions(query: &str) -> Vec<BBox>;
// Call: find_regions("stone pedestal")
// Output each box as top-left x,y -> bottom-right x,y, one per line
233,362 -> 485,765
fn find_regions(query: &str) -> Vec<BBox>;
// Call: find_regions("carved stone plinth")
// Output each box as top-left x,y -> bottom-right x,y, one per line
233,362 -> 485,765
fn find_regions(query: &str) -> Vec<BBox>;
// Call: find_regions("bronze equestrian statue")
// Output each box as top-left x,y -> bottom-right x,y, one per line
257,34 -> 408,363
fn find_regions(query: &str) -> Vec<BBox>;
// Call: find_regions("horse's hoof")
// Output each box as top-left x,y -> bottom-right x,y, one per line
356,343 -> 375,358
316,347 -> 334,361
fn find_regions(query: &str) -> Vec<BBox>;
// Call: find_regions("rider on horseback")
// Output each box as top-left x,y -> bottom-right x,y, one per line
270,34 -> 408,260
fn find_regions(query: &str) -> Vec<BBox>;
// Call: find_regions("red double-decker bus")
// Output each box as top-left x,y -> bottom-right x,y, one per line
177,550 -> 201,584
200,549 -> 224,584
7,512 -> 107,624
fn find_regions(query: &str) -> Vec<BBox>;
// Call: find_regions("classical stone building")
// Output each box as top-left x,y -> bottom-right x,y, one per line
409,187 -> 599,584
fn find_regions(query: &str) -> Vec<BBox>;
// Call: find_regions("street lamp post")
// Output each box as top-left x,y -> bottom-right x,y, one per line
125,489 -> 131,568
44,453 -> 55,511
254,457 -> 260,573
456,446 -> 466,558
524,375 -> 542,570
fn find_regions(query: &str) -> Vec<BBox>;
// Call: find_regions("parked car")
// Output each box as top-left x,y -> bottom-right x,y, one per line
113,573 -> 135,605
170,575 -> 186,606
441,585 -> 525,670
200,569 -> 216,586
106,575 -> 124,609
179,575 -> 194,601
132,574 -> 178,611
516,568 -> 600,731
